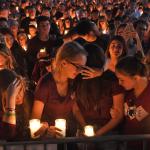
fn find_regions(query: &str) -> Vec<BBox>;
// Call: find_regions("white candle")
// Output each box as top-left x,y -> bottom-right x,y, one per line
40,48 -> 46,53
64,30 -> 68,35
23,46 -> 27,51
102,30 -> 107,34
84,125 -> 95,137
55,119 -> 66,137
29,119 -> 41,139
28,34 -> 31,39
16,6 -> 19,11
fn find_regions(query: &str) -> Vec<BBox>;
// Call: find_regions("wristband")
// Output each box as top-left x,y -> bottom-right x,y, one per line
4,111 -> 16,117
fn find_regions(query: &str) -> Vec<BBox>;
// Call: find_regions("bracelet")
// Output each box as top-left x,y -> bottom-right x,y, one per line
4,111 -> 16,117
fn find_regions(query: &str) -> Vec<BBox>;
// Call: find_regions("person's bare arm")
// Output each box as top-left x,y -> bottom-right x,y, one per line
95,93 -> 124,136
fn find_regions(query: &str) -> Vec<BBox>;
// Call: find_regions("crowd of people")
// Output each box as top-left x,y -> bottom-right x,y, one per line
0,0 -> 150,150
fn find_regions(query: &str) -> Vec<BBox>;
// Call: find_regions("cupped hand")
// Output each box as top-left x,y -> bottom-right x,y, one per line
81,67 -> 103,79
46,126 -> 63,138
6,78 -> 22,109
34,122 -> 49,137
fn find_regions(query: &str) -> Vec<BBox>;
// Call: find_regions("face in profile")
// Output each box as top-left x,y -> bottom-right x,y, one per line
116,70 -> 136,90
12,78 -> 25,105
4,34 -> 14,49
0,53 -> 8,70
62,54 -> 87,79
109,40 -> 123,59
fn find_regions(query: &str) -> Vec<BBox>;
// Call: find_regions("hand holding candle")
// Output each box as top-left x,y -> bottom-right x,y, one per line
84,125 -> 95,137
29,119 -> 41,139
55,119 -> 66,137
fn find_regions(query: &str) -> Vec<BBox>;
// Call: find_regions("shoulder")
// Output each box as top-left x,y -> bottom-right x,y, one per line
29,35 -> 39,43
102,70 -> 118,81
37,73 -> 53,87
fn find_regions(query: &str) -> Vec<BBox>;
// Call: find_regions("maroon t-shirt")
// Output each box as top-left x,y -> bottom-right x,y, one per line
76,71 -> 124,129
123,81 -> 150,135
34,73 -> 75,127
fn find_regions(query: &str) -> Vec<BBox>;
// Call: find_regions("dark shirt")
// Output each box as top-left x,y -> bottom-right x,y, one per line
76,71 -> 124,130
34,73 -> 76,136
75,35 -> 110,52
123,81 -> 150,135
26,35 -> 63,77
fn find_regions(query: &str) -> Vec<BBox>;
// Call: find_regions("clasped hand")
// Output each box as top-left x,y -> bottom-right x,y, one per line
34,122 -> 63,138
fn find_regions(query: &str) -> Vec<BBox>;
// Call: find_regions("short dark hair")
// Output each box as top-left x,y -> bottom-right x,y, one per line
36,16 -> 50,25
75,19 -> 95,35
84,43 -> 105,69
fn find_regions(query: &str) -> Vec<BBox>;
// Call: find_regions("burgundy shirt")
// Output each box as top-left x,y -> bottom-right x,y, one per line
123,81 -> 150,135
34,73 -> 75,126
76,71 -> 124,129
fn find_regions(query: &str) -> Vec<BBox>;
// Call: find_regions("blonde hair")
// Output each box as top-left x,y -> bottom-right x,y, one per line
0,51 -> 14,69
54,41 -> 87,68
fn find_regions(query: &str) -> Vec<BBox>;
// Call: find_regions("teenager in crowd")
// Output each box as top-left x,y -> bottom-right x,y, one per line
0,28 -> 28,77
74,43 -> 124,150
64,19 -> 110,52
26,16 -> 63,78
0,69 -> 30,141
115,56 -> 150,150
31,41 -> 87,139
105,35 -> 127,73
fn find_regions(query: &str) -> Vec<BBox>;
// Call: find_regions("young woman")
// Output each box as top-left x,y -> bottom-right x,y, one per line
74,44 -> 124,150
17,31 -> 29,53
31,41 -> 87,138
0,43 -> 14,70
0,69 -> 30,141
115,56 -> 150,150
1,28 -> 28,76
105,35 -> 127,72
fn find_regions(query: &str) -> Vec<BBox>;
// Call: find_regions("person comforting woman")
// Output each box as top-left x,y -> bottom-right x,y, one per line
73,43 -> 124,150
115,56 -> 150,150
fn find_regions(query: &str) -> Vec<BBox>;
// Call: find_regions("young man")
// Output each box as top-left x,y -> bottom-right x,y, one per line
26,16 -> 63,78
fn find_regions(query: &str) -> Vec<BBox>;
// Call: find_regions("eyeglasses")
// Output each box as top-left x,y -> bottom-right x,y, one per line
67,60 -> 85,71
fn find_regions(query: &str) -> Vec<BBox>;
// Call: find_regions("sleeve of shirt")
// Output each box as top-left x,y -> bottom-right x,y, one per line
34,74 -> 50,104
111,80 -> 125,96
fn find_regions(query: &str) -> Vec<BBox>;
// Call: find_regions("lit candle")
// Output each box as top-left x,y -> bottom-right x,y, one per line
29,119 -> 41,139
102,30 -> 107,34
23,46 -> 27,51
64,30 -> 68,35
84,125 -> 95,137
56,21 -> 59,25
55,119 -> 66,137
28,34 -> 31,39
40,48 -> 46,53
16,6 -> 19,11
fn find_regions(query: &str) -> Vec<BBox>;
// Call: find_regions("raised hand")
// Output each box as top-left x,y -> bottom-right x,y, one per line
81,66 -> 103,79
6,78 -> 22,109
